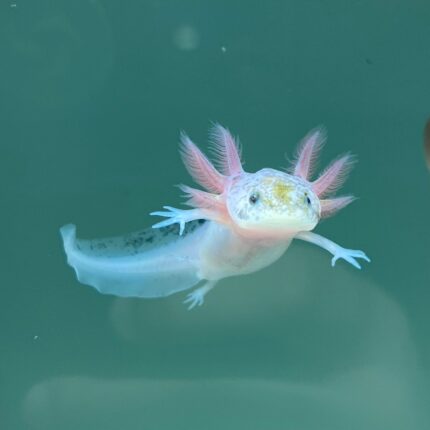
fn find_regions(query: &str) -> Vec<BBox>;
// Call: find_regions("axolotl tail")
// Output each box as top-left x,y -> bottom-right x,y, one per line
60,220 -> 207,298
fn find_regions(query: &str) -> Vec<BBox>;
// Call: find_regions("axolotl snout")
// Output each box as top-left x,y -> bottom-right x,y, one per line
61,125 -> 370,309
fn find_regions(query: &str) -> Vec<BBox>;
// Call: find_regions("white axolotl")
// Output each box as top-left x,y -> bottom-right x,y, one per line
61,125 -> 370,309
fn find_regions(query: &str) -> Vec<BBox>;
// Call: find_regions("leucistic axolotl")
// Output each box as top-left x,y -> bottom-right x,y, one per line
60,125 -> 370,310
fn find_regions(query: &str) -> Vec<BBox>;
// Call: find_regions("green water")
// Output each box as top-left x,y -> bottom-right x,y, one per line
1,1 -> 429,429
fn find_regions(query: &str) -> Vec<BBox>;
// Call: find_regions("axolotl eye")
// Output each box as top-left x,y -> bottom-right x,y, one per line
305,193 -> 311,205
249,192 -> 260,204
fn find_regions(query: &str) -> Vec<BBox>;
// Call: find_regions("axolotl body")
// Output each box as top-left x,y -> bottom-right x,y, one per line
61,125 -> 370,309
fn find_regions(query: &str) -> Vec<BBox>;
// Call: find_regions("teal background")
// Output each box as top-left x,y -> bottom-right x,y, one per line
1,1 -> 429,429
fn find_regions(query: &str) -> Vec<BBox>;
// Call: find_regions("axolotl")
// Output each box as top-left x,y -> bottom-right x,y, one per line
61,125 -> 370,309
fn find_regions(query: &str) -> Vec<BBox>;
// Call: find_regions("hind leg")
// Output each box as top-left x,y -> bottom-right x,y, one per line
183,280 -> 217,310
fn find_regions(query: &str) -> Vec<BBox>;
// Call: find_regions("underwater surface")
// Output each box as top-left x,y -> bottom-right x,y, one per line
1,1 -> 429,429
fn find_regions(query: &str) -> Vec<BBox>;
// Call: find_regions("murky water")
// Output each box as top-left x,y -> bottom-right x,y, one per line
1,1 -> 429,429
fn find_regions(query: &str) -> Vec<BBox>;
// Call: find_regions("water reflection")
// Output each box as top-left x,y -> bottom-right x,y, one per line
173,25 -> 200,51
109,244 -> 417,376
23,368 -> 421,430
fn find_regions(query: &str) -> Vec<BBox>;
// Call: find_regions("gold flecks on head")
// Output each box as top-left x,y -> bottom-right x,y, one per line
272,180 -> 294,204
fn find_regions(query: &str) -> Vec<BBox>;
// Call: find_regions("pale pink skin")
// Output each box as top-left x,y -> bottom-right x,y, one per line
61,125 -> 370,310
151,125 -> 370,309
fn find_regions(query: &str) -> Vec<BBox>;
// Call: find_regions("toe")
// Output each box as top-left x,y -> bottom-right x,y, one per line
352,260 -> 361,269
183,294 -> 193,304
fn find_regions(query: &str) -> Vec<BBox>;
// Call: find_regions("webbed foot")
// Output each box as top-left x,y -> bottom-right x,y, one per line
331,248 -> 370,269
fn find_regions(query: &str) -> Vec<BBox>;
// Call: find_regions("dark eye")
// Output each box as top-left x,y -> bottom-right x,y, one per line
306,195 -> 311,205
249,192 -> 259,204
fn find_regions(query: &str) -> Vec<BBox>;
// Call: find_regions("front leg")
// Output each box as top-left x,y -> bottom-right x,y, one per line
150,207 -> 207,235
295,231 -> 370,269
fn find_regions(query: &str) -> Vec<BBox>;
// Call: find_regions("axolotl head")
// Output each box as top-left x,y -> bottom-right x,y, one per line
179,125 -> 356,240
226,169 -> 320,237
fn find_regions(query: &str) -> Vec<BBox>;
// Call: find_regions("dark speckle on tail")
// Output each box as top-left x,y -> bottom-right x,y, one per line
60,219 -> 206,258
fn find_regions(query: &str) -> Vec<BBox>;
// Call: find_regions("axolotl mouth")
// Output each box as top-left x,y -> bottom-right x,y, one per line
226,169 -> 321,237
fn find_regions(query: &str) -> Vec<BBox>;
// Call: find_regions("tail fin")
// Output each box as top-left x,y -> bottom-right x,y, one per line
60,222 -> 205,298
